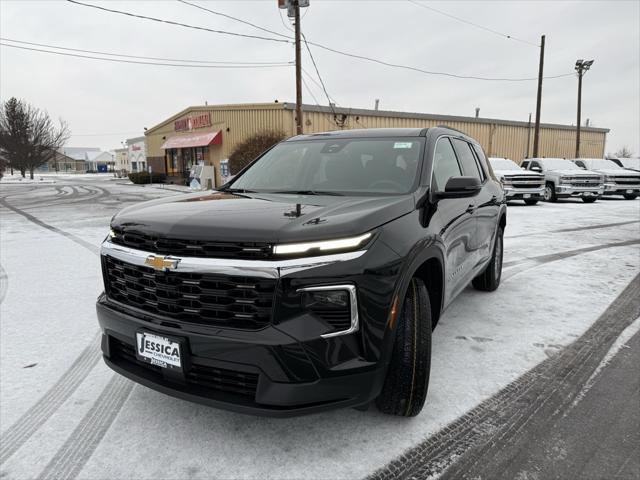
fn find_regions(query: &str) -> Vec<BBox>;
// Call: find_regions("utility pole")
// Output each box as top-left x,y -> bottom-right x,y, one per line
575,59 -> 594,158
526,112 -> 532,158
532,34 -> 545,158
293,0 -> 303,135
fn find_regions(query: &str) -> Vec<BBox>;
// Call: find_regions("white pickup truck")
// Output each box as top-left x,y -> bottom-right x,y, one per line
521,158 -> 604,203
489,157 -> 545,205
573,158 -> 640,200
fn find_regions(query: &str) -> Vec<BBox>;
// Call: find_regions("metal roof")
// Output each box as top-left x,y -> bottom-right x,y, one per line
287,128 -> 426,141
145,102 -> 610,135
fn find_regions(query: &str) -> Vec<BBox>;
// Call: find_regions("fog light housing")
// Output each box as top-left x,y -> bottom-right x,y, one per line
298,285 -> 358,338
302,290 -> 349,310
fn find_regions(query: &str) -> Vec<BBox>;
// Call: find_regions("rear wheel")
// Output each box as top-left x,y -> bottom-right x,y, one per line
623,193 -> 638,200
472,225 -> 504,292
524,198 -> 539,206
544,182 -> 557,202
376,277 -> 432,417
582,196 -> 597,203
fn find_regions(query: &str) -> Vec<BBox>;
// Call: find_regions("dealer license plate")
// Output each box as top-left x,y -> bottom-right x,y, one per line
523,193 -> 531,199
627,189 -> 633,194
135,332 -> 182,370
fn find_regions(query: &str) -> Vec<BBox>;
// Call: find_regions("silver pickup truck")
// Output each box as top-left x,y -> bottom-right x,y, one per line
522,158 -> 604,203
489,157 -> 545,205
573,158 -> 640,200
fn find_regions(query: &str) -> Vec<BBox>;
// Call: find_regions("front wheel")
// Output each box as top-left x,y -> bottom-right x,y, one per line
623,193 -> 638,200
472,225 -> 504,292
524,198 -> 539,206
582,196 -> 597,203
543,182 -> 557,202
376,277 -> 432,417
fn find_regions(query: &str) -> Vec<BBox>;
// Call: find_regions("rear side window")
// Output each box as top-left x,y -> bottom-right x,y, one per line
432,138 -> 462,191
452,138 -> 482,181
472,144 -> 492,180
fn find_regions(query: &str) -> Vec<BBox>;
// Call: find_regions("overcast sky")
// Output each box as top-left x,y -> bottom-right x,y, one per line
1,0 -> 638,155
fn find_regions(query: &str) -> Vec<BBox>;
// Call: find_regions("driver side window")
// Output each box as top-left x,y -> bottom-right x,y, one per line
432,138 -> 462,191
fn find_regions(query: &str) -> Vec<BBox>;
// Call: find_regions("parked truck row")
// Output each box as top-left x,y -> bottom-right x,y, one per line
489,157 -> 640,204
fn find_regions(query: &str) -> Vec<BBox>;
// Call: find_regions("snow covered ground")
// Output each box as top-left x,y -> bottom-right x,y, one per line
1,177 -> 638,480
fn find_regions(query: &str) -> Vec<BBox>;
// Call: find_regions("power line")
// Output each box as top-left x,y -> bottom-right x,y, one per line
66,0 -> 291,44
1,38 -> 293,65
301,33 -> 341,124
72,0 -> 573,82
301,76 -> 320,106
177,0 -> 291,40
0,43 -> 294,68
407,0 -> 540,48
180,1 -> 572,82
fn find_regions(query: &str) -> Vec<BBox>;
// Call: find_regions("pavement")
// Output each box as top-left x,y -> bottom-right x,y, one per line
1,174 -> 639,480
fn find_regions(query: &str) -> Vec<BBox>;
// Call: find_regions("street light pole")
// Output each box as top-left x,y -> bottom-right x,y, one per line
574,59 -> 594,158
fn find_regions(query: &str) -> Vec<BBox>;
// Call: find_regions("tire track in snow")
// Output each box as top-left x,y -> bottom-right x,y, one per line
0,197 -> 99,255
0,198 -> 104,465
0,333 -> 102,465
502,238 -> 640,281
369,273 -> 640,480
36,375 -> 134,480
0,264 -> 8,304
504,219 -> 639,239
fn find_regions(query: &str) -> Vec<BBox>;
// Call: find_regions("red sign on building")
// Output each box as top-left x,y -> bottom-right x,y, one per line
174,113 -> 211,132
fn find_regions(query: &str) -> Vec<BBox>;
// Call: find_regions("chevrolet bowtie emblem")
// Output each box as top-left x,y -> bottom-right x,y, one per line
145,255 -> 181,272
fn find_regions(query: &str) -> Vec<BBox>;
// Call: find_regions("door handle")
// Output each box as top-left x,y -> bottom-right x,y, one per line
466,204 -> 477,214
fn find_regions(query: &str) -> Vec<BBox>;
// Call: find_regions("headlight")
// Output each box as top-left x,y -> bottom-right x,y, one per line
560,176 -> 572,183
273,232 -> 372,256
605,175 -> 615,182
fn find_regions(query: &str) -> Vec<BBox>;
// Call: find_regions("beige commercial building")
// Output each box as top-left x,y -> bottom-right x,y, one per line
144,102 -> 609,187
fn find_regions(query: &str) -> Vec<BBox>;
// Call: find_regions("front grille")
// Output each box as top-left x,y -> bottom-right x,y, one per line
110,337 -> 259,398
564,176 -> 601,186
103,256 -> 275,329
504,174 -> 544,189
611,176 -> 640,185
111,228 -> 272,260
570,182 -> 601,188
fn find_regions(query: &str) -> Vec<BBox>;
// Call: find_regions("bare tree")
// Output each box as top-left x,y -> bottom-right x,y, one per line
614,146 -> 634,158
0,98 -> 70,179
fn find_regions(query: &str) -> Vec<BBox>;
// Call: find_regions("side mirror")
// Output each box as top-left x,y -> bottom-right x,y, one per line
530,166 -> 542,172
437,176 -> 482,198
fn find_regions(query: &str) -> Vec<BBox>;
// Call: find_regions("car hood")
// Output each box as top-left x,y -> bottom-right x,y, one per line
548,169 -> 602,176
493,169 -> 542,177
112,191 -> 415,243
590,169 -> 640,177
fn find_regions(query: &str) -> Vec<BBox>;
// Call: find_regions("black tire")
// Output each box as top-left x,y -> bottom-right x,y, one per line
543,182 -> 557,202
623,193 -> 638,200
376,277 -> 432,417
472,225 -> 504,292
524,198 -> 539,206
581,196 -> 597,203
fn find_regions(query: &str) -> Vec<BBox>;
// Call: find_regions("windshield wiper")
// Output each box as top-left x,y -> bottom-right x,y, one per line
273,190 -> 344,196
221,188 -> 258,194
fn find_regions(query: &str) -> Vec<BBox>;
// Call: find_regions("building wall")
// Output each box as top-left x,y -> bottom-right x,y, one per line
145,103 -> 608,186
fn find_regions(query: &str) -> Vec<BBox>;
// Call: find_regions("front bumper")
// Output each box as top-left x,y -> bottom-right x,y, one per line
503,186 -> 545,200
603,183 -> 640,195
555,184 -> 604,197
97,239 -> 401,416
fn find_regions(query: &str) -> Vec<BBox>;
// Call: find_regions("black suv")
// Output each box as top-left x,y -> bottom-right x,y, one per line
97,127 -> 506,417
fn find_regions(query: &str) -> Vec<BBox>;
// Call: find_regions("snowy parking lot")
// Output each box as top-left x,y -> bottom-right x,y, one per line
1,175 -> 639,479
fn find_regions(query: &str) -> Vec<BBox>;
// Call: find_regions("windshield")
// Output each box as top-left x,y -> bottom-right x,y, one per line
583,159 -> 621,170
540,159 -> 580,170
620,158 -> 640,169
489,158 -> 521,171
228,137 -> 424,195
